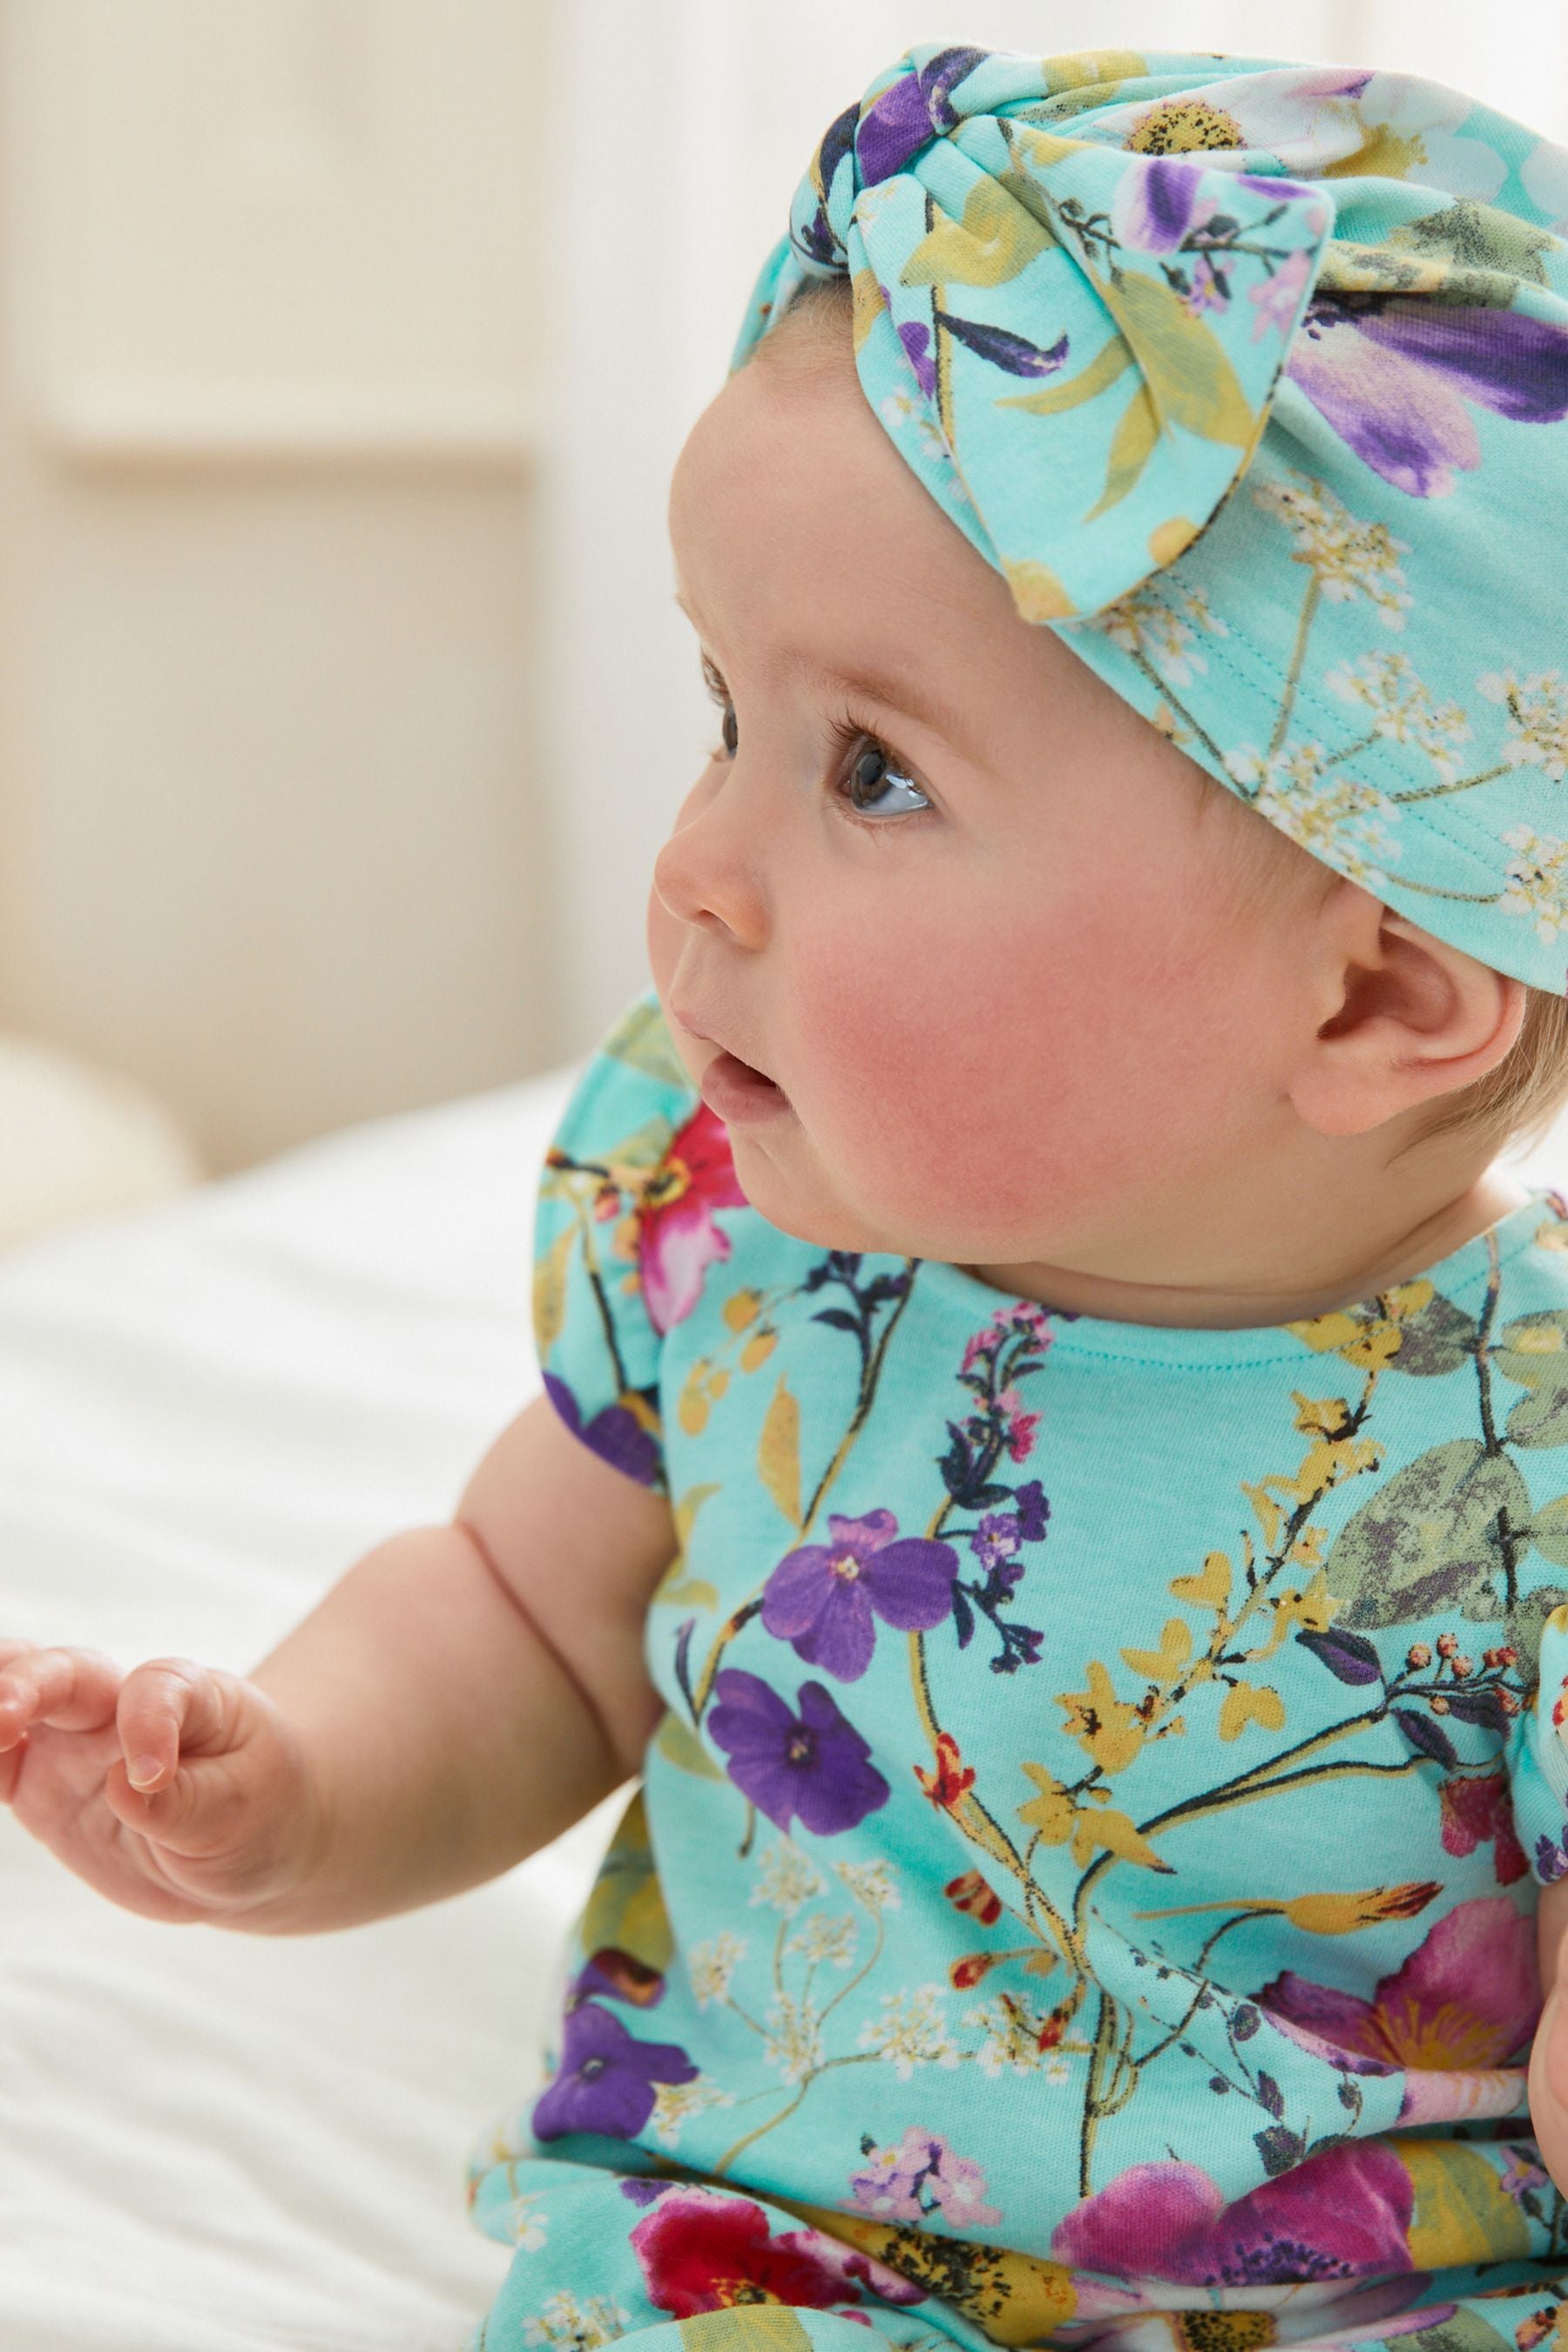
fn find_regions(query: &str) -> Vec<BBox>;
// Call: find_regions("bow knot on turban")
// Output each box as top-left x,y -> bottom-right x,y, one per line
732,47 -> 1568,990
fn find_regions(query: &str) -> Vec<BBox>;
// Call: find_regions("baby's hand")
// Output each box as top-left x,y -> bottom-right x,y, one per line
0,1640 -> 326,1925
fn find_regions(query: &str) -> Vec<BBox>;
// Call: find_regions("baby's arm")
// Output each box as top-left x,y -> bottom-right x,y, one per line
0,1392 -> 677,1933
1531,1876 -> 1568,2183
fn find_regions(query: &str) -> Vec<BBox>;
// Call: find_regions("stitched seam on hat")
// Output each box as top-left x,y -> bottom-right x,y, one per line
1221,612 -> 1509,865
1144,589 -> 1511,885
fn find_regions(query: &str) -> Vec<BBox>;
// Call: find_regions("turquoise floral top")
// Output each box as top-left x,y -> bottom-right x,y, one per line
473,985 -> 1568,2344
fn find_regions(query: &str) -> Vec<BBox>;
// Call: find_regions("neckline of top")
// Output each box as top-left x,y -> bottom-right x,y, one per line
907,1186 -> 1567,1368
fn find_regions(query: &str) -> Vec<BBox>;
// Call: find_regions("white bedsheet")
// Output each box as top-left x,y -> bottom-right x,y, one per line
0,1064 -> 623,2352
3,1064 -> 1565,2352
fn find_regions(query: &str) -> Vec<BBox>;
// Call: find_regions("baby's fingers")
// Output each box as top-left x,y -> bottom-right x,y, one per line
0,1645 -> 121,1749
112,1655 -> 234,1795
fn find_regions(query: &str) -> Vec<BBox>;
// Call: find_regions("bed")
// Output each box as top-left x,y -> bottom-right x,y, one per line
2,1058 -> 1563,2351
0,1060 -> 620,2352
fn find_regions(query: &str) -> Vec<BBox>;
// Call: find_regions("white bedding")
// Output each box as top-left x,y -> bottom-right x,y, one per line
0,1064 -> 622,2352
2,1062 -> 1565,2352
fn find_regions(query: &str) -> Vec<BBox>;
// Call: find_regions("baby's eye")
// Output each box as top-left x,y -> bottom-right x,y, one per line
701,656 -> 740,759
700,654 -> 931,825
840,737 -> 931,821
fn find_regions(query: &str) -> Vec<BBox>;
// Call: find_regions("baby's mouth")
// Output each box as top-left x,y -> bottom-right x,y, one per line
699,1048 -> 791,1124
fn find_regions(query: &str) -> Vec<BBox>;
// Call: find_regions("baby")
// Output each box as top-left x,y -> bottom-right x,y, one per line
11,41 -> 1568,2352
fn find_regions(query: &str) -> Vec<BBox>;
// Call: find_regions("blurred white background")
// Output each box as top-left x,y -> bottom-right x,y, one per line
0,1 -> 1565,1216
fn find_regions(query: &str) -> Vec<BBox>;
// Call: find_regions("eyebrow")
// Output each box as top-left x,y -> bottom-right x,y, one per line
672,587 -> 970,749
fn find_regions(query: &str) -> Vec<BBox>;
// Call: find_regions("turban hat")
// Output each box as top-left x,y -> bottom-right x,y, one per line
731,48 -> 1568,990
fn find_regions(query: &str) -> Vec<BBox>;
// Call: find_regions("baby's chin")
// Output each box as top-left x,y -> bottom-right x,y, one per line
717,1129 -> 972,1263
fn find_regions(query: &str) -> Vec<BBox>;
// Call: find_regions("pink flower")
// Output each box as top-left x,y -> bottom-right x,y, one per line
961,1301 -> 1054,1375
1051,2142 -> 1415,2285
629,2186 -> 923,2317
1258,1895 -> 1540,2126
1439,1771 -> 1528,1885
996,1386 -> 1042,1463
1186,253 -> 1227,315
848,2127 -> 1001,2231
1249,246 -> 1313,341
637,1103 -> 748,1333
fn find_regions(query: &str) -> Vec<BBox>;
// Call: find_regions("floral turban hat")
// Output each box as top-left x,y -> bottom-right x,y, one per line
730,48 -> 1568,991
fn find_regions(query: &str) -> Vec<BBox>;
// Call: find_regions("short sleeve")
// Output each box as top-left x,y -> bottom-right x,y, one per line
1508,1602 -> 1568,1884
531,986 -> 703,1497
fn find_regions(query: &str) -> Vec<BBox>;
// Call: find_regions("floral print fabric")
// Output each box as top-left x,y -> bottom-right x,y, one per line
731,48 -> 1568,990
465,991 -> 1568,2350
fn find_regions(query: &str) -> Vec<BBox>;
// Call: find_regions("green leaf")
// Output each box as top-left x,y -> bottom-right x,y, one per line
655,1575 -> 719,1612
1503,1582 -> 1568,1675
997,328 -> 1132,417
653,1711 -> 723,1782
900,175 -> 1052,289
1098,268 -> 1258,449
1531,1497 -> 1568,1568
1392,197 -> 1555,288
605,1113 -> 685,1176
1389,1292 -> 1478,1378
1084,382 -> 1160,522
994,166 -> 1063,240
532,1223 -> 575,1355
1326,1439 -> 1529,1631
1397,2314 -> 1518,2352
578,1790 -> 676,1970
1507,1383 -> 1568,1447
1406,2133 -> 1531,2269
1493,1309 -> 1568,1391
605,994 -> 693,1088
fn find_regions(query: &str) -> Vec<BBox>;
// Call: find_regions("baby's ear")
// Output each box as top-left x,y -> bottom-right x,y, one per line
1288,896 -> 1524,1139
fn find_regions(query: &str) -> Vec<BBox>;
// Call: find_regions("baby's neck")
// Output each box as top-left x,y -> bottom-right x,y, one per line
956,1159 -> 1536,1331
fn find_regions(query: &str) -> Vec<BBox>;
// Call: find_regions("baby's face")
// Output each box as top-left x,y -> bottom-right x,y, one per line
647,328 -> 1322,1281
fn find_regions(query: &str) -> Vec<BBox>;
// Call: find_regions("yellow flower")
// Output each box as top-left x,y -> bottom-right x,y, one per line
1217,1681 -> 1286,1741
1138,1880 -> 1442,1935
1018,1766 -> 1169,1872
1282,1882 -> 1441,1936
676,1367 -> 709,1436
1170,1551 -> 1231,1609
1270,1568 -> 1341,1639
1017,1764 -> 1075,1844
1056,1660 -> 1145,1774
1071,1805 -> 1171,1874
1119,1618 -> 1192,1686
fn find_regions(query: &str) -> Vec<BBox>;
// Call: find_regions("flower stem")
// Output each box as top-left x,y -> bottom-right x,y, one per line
1270,573 -> 1321,758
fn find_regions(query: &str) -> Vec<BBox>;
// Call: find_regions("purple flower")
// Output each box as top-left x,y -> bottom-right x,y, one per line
707,1669 -> 889,1835
531,2000 -> 696,2142
855,48 -> 990,188
1288,294 -> 1568,497
760,1509 -> 958,1680
970,1511 -> 1020,1571
1538,1832 -> 1568,1882
1112,156 -> 1204,255
543,1372 -> 660,1491
1185,253 -> 1227,315
896,318 -> 936,400
1014,1479 -> 1049,1541
618,2177 -> 670,2208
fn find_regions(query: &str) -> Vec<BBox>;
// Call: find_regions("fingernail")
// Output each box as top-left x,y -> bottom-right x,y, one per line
128,1755 -> 162,1790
